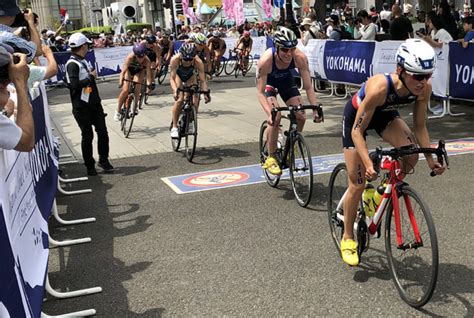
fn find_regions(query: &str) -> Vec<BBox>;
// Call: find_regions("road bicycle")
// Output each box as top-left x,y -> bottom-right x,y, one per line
170,84 -> 210,162
224,49 -> 238,76
209,51 -> 225,77
233,49 -> 253,78
327,140 -> 449,307
259,104 -> 323,207
120,79 -> 151,138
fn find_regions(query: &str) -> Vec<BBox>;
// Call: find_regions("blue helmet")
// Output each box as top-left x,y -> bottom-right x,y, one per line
146,35 -> 157,44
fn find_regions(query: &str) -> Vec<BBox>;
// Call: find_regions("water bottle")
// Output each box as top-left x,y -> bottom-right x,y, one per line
362,183 -> 376,217
277,132 -> 286,150
373,183 -> 386,208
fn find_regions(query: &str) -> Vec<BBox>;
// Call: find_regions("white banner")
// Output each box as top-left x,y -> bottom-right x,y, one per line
94,46 -> 133,76
371,40 -> 404,76
431,44 -> 450,97
223,36 -> 267,60
300,39 -> 327,81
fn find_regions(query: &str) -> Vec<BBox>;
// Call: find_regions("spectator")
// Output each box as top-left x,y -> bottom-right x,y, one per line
0,46 -> 34,151
65,32 -> 113,176
326,14 -> 342,40
301,17 -> 321,45
458,16 -> 474,48
438,1 -> 459,39
403,2 -> 414,17
380,3 -> 393,21
227,26 -> 239,38
369,6 -> 378,18
420,14 -> 453,48
343,15 -> 356,39
390,4 -> 414,40
54,36 -> 67,51
354,10 -> 377,40
0,4 -> 41,62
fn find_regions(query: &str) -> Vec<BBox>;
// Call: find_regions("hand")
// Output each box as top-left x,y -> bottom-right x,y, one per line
90,69 -> 97,78
204,93 -> 211,103
312,109 -> 323,123
24,9 -> 35,25
365,165 -> 378,181
173,91 -> 178,101
428,161 -> 446,176
266,113 -> 274,126
3,99 -> 15,117
41,44 -> 53,56
8,54 -> 30,85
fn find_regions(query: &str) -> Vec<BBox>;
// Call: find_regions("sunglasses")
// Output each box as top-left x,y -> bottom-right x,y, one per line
406,72 -> 432,81
183,57 -> 194,61
280,47 -> 296,53
136,54 -> 145,58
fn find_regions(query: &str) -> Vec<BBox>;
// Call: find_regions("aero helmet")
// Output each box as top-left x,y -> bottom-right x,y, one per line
194,32 -> 207,45
273,27 -> 298,49
396,39 -> 437,74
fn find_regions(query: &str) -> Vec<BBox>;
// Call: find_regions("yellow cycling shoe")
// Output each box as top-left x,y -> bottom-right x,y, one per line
340,239 -> 359,266
262,156 -> 282,175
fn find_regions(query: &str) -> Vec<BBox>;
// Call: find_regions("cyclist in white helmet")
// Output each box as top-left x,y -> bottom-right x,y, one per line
340,39 -> 447,267
208,30 -> 226,74
257,27 -> 322,176
191,32 -> 212,75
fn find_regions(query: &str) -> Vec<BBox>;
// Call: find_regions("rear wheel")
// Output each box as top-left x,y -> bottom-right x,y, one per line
216,59 -> 225,76
289,133 -> 313,207
385,185 -> 438,308
259,121 -> 280,187
244,55 -> 254,74
224,58 -> 235,75
185,107 -> 198,162
158,64 -> 167,84
234,62 -> 240,78
327,163 -> 348,255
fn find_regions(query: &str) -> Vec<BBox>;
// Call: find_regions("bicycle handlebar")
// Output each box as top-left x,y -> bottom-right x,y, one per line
370,140 -> 449,177
122,79 -> 154,89
271,104 -> 324,124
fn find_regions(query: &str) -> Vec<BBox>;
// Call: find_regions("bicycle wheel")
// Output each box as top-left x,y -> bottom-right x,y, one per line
234,63 -> 240,78
170,120 -> 181,151
224,58 -> 235,75
244,55 -> 254,73
258,121 -> 281,187
216,60 -> 225,76
385,185 -> 438,308
185,107 -> 198,162
327,163 -> 348,254
124,95 -> 138,138
158,65 -> 167,84
289,133 -> 313,207
121,94 -> 133,136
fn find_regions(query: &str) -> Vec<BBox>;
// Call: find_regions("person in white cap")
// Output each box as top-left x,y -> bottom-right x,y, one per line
65,32 -> 113,176
301,17 -> 321,46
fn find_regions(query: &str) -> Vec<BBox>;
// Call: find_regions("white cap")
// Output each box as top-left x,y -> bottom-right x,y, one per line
46,30 -> 55,36
55,35 -> 63,41
68,32 -> 92,48
99,33 -> 105,38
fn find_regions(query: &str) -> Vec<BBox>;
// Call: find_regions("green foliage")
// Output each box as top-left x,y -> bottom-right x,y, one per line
125,23 -> 153,33
76,25 -> 113,34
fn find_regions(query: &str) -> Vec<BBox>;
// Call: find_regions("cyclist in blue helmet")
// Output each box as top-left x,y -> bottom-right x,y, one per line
115,43 -> 154,121
142,35 -> 162,83
169,43 -> 210,138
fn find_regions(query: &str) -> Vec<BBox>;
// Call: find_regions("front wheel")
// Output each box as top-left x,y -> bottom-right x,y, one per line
224,58 -> 235,75
385,185 -> 438,308
327,163 -> 348,254
244,55 -> 254,74
158,64 -> 168,84
216,59 -> 225,76
289,133 -> 313,207
259,121 -> 280,187
124,95 -> 138,138
185,107 -> 198,162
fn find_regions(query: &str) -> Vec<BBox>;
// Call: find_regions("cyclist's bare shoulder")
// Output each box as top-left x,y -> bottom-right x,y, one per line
257,49 -> 273,73
293,49 -> 309,68
169,54 -> 180,68
364,74 -> 390,105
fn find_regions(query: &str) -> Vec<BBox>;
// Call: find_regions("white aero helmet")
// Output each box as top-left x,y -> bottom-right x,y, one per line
396,39 -> 437,74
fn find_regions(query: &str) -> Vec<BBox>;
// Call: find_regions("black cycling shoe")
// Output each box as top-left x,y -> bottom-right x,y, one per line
98,160 -> 114,173
86,166 -> 98,176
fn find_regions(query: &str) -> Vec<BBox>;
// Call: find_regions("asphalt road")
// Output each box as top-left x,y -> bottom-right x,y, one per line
43,74 -> 473,317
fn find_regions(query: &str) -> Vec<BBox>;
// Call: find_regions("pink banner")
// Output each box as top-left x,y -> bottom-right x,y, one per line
262,0 -> 272,18
234,0 -> 244,25
222,0 -> 235,20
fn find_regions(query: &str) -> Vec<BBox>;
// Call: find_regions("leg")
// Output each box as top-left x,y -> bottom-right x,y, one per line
91,104 -> 110,164
133,73 -> 143,104
380,118 -> 418,175
117,73 -> 131,113
172,77 -> 184,128
73,110 -> 95,168
285,94 -> 306,132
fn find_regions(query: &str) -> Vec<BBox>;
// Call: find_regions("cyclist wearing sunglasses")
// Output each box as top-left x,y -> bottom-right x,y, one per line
142,35 -> 162,83
340,39 -> 447,266
169,43 -> 210,138
256,27 -> 322,175
115,43 -> 154,121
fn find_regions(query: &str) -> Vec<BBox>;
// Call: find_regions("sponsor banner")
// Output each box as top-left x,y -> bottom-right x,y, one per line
431,44 -> 450,97
0,83 -> 58,317
163,138 -> 474,194
94,46 -> 132,77
223,36 -> 267,60
300,39 -> 327,80
323,40 -> 375,85
371,40 -> 403,76
449,43 -> 474,100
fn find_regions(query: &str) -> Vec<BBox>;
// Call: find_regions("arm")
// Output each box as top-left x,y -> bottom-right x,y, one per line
195,58 -> 208,93
66,62 -> 92,92
24,9 -> 43,56
145,58 -> 153,87
360,23 -> 376,40
255,53 -> 274,122
9,54 -> 35,152
351,76 -> 386,178
169,56 -> 179,95
422,35 -> 443,48
166,41 -> 174,61
41,44 -> 58,79
205,47 -> 211,72
296,53 -> 321,122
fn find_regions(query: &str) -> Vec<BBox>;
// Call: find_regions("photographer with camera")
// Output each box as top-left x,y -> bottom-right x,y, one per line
0,2 -> 42,62
354,10 -> 377,40
0,45 -> 34,152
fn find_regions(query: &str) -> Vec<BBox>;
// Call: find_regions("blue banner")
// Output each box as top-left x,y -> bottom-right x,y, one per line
323,41 -> 375,85
46,51 -> 96,85
274,0 -> 284,8
449,43 -> 474,101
